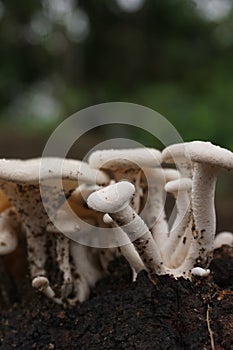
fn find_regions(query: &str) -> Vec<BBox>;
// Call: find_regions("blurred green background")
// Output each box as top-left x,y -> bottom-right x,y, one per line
0,0 -> 232,227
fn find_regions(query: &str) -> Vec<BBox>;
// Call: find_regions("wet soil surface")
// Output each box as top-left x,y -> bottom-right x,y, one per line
0,246 -> 232,350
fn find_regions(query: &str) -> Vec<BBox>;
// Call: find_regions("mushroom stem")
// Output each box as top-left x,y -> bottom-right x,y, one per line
87,182 -> 163,283
103,214 -> 144,280
109,205 -> 163,280
69,243 -> 105,304
191,163 -> 218,267
141,168 -> 169,250
163,178 -> 192,268
56,234 -> 72,299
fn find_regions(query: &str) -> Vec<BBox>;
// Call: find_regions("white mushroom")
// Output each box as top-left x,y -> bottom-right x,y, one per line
185,141 -> 233,268
0,157 -> 110,303
164,141 -> 233,276
89,148 -> 162,212
87,181 -> 163,283
214,231 -> 233,249
191,267 -> 210,278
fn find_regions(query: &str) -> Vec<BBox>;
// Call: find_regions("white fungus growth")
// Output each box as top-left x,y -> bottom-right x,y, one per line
1,140 -> 232,304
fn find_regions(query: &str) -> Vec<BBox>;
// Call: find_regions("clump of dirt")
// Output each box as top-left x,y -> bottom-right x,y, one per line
0,246 -> 232,350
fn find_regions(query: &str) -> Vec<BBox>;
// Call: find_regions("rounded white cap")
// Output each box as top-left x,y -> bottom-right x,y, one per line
0,158 -> 110,185
87,181 -> 135,213
89,148 -> 162,170
214,231 -> 233,249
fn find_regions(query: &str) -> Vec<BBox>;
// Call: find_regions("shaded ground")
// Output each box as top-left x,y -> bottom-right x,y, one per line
0,246 -> 232,350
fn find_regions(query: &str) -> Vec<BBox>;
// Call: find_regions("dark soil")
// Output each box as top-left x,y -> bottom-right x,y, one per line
0,246 -> 232,350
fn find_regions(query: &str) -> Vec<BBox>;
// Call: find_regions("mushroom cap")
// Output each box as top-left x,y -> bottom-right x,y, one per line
191,267 -> 210,277
214,231 -> 233,249
87,181 -> 135,213
0,158 -> 109,185
163,141 -> 233,169
32,276 -> 49,290
165,178 -> 192,194
162,143 -> 189,164
186,141 -> 233,169
89,148 -> 162,170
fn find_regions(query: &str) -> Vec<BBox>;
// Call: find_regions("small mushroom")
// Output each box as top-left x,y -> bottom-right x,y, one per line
191,267 -> 210,278
87,181 -> 163,283
214,231 -> 233,249
89,148 -> 162,212
0,157 -> 110,302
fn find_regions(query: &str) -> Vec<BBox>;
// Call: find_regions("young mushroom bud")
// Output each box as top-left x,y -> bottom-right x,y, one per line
87,181 -> 163,283
214,231 -> 233,249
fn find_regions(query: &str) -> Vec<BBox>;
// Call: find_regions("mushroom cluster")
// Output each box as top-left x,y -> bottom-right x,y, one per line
1,141 -> 233,305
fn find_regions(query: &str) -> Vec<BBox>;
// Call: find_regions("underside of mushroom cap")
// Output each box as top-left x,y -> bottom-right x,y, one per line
0,158 -> 110,185
185,141 -> 233,169
87,181 -> 135,213
89,148 -> 162,170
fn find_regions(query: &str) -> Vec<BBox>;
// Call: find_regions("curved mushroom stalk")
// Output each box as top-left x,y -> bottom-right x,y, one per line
141,168 -> 169,248
103,214 -> 144,281
87,181 -> 163,284
89,148 -> 162,213
0,208 -> 20,255
163,178 -> 192,268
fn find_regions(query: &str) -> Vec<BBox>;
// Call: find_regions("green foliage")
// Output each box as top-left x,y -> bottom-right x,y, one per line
0,0 -> 233,150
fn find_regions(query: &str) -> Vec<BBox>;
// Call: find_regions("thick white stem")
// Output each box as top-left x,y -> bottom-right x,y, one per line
163,190 -> 192,267
191,163 -> 217,267
56,234 -> 72,299
110,205 -> 163,278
